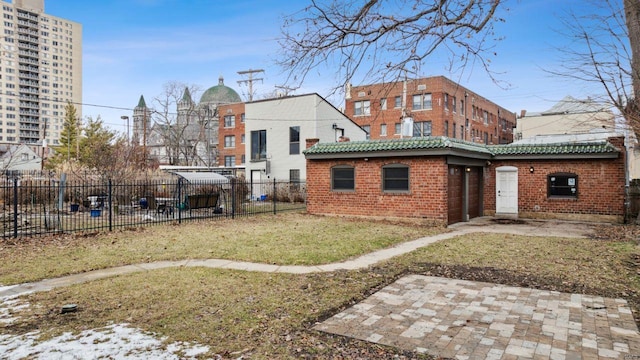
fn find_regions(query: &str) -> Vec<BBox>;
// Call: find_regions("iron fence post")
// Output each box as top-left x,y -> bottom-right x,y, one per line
108,179 -> 113,232
177,178 -> 182,224
231,178 -> 236,219
273,178 -> 277,215
13,177 -> 18,238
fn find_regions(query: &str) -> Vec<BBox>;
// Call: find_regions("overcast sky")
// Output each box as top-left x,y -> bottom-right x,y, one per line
40,0 -> 622,134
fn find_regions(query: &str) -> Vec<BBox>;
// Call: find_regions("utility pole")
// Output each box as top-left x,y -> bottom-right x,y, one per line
143,110 -> 148,166
237,69 -> 264,101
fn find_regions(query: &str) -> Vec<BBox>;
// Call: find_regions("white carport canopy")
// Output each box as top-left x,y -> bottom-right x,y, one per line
172,171 -> 230,184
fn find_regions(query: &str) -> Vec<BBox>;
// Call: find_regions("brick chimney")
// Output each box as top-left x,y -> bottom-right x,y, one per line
306,138 -> 320,149
520,110 -> 527,118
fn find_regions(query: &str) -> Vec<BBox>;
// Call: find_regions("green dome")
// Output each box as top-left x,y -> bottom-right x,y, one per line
199,76 -> 242,105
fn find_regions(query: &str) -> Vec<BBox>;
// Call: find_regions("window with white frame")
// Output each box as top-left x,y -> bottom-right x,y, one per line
354,100 -> 371,116
289,126 -> 300,154
224,135 -> 235,148
412,93 -> 432,110
380,123 -> 387,136
224,115 -> 235,128
362,125 -> 371,139
412,121 -> 432,137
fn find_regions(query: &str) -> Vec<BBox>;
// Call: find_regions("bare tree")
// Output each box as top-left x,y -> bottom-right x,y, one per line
624,0 -> 640,129
549,0 -> 640,134
151,82 -> 214,166
278,0 -> 505,91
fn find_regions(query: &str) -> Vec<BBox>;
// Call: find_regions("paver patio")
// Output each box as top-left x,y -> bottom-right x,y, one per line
314,275 -> 640,359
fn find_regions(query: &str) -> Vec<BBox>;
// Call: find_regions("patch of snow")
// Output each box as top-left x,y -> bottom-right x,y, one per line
0,297 -> 28,325
1,296 -> 212,359
0,323 -> 212,359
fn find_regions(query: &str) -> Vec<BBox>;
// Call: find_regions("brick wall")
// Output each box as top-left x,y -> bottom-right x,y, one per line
483,137 -> 626,222
345,76 -> 516,144
306,156 -> 450,224
217,102 -> 246,166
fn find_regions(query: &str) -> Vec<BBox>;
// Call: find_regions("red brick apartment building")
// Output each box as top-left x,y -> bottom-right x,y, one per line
344,76 -> 517,144
217,103 -> 246,167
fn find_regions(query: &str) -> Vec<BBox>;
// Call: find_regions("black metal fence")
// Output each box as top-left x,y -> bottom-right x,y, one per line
0,174 -> 306,239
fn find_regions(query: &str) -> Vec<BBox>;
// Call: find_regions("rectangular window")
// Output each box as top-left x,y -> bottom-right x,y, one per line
444,93 -> 449,110
483,111 -> 489,124
412,93 -> 432,110
290,169 -> 300,184
380,98 -> 387,110
289,126 -> 300,154
444,121 -> 449,137
452,96 -> 457,113
412,121 -> 432,137
241,113 -> 245,123
548,174 -> 578,198
354,100 -> 371,116
224,135 -> 235,148
395,123 -> 401,134
394,96 -> 401,108
362,125 -> 371,139
241,134 -> 245,144
380,123 -> 387,136
224,115 -> 235,128
383,166 -> 409,192
241,154 -> 245,164
332,166 -> 355,191
251,130 -> 267,160
224,155 -> 235,167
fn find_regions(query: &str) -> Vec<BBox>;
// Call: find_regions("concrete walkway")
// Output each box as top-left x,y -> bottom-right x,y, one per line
0,217 -> 599,299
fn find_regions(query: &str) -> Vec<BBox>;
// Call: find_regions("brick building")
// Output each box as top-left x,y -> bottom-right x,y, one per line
304,136 -> 626,225
344,76 -> 517,145
217,102 -> 246,168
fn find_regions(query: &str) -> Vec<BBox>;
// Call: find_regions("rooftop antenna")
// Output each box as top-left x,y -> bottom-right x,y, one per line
237,69 -> 264,101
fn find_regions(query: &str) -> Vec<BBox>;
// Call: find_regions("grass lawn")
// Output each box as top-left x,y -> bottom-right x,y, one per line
2,213 -> 640,359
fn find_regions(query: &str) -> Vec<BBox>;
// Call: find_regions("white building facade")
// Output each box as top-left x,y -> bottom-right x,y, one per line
244,93 -> 366,186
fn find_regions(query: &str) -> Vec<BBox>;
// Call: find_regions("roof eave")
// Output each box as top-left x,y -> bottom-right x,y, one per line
305,148 -> 493,160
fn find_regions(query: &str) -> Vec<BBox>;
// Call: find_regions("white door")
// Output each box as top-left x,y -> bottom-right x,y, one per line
496,166 -> 518,216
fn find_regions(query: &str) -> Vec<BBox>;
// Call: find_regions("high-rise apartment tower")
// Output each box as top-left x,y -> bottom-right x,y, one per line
0,0 -> 82,145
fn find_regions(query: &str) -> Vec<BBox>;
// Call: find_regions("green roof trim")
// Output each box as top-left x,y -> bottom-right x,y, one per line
304,137 -> 620,159
487,142 -> 620,156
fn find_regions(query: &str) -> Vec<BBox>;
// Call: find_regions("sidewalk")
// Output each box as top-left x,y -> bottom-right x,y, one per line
0,217 -> 600,299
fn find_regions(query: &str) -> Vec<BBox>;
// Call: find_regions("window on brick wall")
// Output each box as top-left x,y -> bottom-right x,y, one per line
412,93 -> 432,110
412,121 -> 432,137
331,166 -> 355,191
354,100 -> 370,116
548,173 -> 578,198
382,164 -> 409,192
